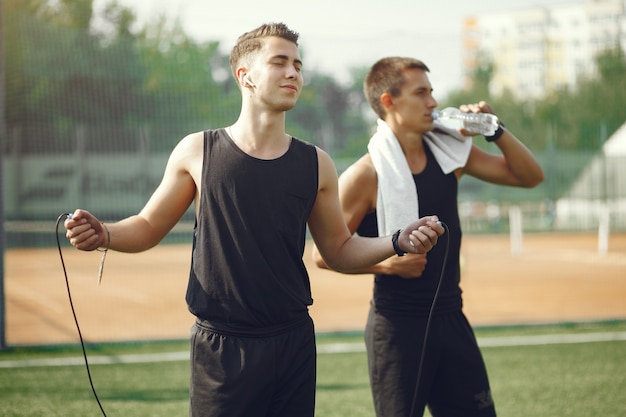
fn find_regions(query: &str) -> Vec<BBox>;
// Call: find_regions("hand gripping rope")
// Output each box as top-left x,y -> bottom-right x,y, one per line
55,213 -> 108,417
409,221 -> 450,417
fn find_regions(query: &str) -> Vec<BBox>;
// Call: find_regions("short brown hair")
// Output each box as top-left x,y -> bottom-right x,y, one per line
229,22 -> 300,79
364,57 -> 430,119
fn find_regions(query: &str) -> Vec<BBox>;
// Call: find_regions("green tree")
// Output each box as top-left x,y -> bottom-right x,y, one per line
3,0 -> 47,137
4,0 -> 150,152
534,44 -> 626,151
578,44 -> 626,146
38,0 -> 93,30
331,65 -> 373,161
135,15 -> 235,149
288,71 -> 369,156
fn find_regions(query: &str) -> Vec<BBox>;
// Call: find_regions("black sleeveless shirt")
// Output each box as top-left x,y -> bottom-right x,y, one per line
186,129 -> 319,334
357,144 -> 463,316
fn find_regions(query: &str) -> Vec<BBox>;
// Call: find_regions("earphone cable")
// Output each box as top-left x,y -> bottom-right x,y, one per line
55,213 -> 108,417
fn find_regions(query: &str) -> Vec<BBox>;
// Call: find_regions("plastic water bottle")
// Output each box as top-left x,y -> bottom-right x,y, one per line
432,107 -> 499,136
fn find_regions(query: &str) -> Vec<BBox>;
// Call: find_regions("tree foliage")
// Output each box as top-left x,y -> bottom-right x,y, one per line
2,0 -> 625,158
443,45 -> 626,152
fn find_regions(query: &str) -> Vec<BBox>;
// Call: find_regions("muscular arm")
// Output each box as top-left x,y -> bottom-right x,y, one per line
460,102 -> 544,187
311,154 -> 429,277
307,148 -> 441,274
66,132 -> 201,253
462,131 -> 544,187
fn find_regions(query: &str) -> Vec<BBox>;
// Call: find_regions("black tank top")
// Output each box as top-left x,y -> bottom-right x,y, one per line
357,144 -> 463,316
186,129 -> 318,334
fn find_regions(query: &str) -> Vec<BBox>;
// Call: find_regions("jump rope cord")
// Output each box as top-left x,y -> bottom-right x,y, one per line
55,213 -> 446,417
55,213 -> 108,417
409,221 -> 450,417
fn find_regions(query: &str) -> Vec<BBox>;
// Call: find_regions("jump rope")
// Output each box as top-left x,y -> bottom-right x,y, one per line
409,220 -> 450,417
55,213 -> 108,417
56,211 -> 449,417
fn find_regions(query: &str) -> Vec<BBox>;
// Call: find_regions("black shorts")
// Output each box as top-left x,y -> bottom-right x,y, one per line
189,316 -> 316,417
365,306 -> 496,417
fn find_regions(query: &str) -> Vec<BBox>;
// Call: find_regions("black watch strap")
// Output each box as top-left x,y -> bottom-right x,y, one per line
485,122 -> 505,142
392,229 -> 407,256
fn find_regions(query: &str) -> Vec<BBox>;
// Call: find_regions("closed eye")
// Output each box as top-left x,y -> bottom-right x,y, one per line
270,55 -> 303,72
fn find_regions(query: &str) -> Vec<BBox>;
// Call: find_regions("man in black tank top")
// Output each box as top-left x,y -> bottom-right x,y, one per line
313,57 -> 543,417
64,26 -> 444,417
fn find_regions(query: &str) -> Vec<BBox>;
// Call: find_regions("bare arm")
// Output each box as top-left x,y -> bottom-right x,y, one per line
65,132 -> 201,253
460,101 -> 544,187
307,148 -> 443,274
311,154 -> 429,277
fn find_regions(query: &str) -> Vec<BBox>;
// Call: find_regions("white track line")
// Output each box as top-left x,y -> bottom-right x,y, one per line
1,331 -> 625,368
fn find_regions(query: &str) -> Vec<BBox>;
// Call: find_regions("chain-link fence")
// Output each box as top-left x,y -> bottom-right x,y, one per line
4,122 -> 626,248
3,9 -> 626,248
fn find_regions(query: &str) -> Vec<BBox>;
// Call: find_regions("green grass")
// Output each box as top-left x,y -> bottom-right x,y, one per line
485,341 -> 625,417
1,321 -> 624,417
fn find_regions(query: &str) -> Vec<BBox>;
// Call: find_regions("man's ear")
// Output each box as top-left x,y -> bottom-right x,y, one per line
236,67 -> 249,88
380,93 -> 393,110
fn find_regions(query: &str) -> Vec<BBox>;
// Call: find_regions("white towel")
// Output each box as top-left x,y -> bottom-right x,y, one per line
367,119 -> 472,236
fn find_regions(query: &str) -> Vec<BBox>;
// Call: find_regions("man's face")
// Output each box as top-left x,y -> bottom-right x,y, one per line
388,69 -> 438,133
248,36 -> 304,112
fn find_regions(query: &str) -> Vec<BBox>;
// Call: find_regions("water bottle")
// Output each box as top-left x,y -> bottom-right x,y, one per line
432,107 -> 499,136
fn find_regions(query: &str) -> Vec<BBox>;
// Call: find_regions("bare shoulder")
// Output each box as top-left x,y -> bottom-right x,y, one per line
175,131 -> 204,154
314,146 -> 340,189
314,145 -> 333,163
162,131 -> 205,183
341,153 -> 377,185
314,145 -> 341,172
167,131 -> 203,163
352,153 -> 376,175
338,153 -> 377,212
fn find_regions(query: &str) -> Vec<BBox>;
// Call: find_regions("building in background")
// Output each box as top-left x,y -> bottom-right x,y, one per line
462,0 -> 626,99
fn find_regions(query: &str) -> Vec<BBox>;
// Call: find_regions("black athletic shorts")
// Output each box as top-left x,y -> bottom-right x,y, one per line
365,306 -> 497,417
189,315 -> 316,417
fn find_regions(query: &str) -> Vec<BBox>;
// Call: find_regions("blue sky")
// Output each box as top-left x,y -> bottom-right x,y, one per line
94,0 -> 574,96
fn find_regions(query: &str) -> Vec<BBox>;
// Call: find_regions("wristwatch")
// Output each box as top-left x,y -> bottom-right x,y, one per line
392,229 -> 407,256
485,122 -> 505,142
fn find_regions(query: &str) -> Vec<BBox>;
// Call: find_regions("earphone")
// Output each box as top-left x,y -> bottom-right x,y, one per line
243,75 -> 255,88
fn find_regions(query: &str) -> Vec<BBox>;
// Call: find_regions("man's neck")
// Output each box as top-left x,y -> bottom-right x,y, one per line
388,123 -> 428,173
228,110 -> 290,160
